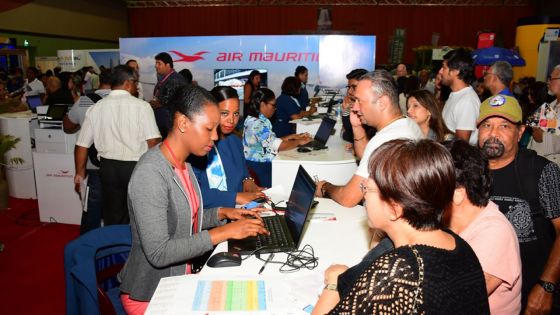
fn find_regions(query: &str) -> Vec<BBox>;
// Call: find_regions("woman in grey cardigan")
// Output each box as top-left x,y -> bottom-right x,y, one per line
119,85 -> 268,313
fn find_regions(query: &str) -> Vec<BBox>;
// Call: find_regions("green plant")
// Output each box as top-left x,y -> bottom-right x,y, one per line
0,135 -> 24,166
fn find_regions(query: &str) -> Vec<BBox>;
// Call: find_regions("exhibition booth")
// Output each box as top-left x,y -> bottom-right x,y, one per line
3,34 -> 376,226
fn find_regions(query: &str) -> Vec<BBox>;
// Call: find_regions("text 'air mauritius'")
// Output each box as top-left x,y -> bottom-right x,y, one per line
169,50 -> 319,63
219,52 -> 319,62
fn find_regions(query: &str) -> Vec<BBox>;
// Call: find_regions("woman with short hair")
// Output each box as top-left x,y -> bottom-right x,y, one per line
313,139 -> 489,314
444,139 -> 521,314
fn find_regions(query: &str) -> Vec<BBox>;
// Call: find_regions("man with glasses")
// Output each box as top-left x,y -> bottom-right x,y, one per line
315,70 -> 423,207
528,65 -> 560,163
75,65 -> 161,225
341,69 -> 376,156
483,61 -> 514,97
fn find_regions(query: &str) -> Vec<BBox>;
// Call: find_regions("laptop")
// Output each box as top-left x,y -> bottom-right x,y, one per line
44,104 -> 70,122
299,116 -> 336,150
39,104 -> 70,128
228,165 -> 316,255
26,95 -> 43,113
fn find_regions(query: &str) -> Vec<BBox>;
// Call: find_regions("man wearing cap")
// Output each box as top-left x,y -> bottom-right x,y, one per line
478,94 -> 560,314
150,52 -> 186,138
483,61 -> 514,97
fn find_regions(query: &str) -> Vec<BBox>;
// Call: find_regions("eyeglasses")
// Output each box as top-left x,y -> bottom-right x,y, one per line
548,77 -> 560,82
359,181 -> 376,195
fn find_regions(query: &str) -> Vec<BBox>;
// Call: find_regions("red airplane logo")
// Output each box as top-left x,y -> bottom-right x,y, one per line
169,50 -> 209,62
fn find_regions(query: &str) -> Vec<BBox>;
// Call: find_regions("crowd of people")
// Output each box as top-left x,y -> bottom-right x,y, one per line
4,48 -> 560,314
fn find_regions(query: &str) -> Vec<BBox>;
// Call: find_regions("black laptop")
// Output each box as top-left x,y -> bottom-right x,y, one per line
299,116 -> 336,150
228,165 -> 316,255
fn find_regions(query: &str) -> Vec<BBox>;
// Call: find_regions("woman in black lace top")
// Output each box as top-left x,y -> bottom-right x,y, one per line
312,139 -> 489,314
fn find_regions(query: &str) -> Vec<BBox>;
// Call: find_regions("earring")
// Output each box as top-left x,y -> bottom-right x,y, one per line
179,128 -> 184,133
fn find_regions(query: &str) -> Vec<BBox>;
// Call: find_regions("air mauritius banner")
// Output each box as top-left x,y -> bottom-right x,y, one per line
119,35 -> 375,101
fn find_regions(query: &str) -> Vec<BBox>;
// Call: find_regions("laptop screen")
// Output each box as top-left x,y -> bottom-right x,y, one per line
314,117 -> 336,145
46,104 -> 70,121
26,95 -> 43,111
284,165 -> 316,246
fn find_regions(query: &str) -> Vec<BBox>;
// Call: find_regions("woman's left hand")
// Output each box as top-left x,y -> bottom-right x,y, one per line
236,192 -> 266,205
243,179 -> 265,193
218,207 -> 266,221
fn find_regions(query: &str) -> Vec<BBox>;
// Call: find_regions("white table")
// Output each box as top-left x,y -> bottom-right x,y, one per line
146,198 -> 370,315
271,129 -> 357,187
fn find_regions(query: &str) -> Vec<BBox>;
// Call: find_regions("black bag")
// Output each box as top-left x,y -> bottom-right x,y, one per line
85,93 -> 103,167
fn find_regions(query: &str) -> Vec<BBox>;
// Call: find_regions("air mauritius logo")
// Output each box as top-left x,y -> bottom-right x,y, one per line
169,50 -> 209,62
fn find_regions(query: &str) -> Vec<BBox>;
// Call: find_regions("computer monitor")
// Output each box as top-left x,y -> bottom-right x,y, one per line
213,69 -> 268,101
45,104 -> 70,121
26,95 -> 43,113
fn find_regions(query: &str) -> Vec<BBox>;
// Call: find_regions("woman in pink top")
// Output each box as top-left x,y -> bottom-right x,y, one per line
119,85 -> 269,314
444,140 -> 522,314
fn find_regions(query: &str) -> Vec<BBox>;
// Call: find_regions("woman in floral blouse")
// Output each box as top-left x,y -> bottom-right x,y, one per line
243,88 -> 311,187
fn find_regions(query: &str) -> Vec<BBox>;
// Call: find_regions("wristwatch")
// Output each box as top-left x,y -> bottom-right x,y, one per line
324,283 -> 337,291
537,280 -> 557,293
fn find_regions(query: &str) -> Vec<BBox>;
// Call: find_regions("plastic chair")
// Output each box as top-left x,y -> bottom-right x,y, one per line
64,225 -> 131,315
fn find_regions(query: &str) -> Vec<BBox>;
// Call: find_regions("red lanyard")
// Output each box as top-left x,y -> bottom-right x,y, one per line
163,140 -> 200,274
163,140 -> 199,233
154,71 -> 174,97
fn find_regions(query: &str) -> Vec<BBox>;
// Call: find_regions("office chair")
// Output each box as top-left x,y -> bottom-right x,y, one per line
64,225 -> 131,315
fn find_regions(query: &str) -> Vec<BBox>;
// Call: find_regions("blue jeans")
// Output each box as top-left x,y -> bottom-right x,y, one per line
80,170 -> 103,235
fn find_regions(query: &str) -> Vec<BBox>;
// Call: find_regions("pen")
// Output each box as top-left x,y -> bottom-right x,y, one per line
258,253 -> 274,274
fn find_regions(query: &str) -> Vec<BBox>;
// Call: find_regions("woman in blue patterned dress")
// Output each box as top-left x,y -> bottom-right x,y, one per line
243,88 -> 312,187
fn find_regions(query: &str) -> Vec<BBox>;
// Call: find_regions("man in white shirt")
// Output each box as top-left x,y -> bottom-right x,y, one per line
23,66 -> 45,97
315,70 -> 424,207
439,48 -> 480,145
75,65 -> 161,225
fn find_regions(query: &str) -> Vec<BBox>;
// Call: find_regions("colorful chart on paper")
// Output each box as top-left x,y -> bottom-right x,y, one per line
192,280 -> 267,311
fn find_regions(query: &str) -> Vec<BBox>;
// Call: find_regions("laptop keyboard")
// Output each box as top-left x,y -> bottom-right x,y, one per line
257,216 -> 293,248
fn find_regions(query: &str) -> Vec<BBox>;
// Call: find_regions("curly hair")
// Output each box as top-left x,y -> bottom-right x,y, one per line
443,139 -> 491,207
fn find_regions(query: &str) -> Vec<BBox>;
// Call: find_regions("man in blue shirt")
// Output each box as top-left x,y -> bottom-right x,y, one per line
484,61 -> 514,97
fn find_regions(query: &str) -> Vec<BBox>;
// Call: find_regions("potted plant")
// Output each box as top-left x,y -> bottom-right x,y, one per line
0,134 -> 23,209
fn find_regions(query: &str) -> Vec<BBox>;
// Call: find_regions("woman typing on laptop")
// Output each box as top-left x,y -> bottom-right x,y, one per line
118,85 -> 268,314
243,88 -> 312,187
